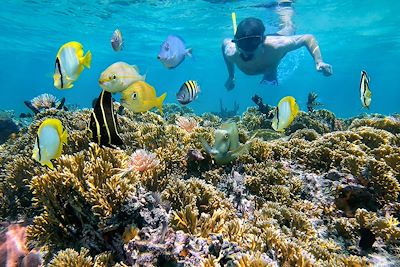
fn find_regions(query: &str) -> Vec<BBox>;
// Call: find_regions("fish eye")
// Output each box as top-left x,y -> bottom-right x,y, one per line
132,92 -> 137,100
113,74 -> 116,79
224,134 -> 229,139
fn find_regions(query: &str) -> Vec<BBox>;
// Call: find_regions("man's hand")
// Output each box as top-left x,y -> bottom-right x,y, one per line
316,62 -> 333,76
225,76 -> 235,91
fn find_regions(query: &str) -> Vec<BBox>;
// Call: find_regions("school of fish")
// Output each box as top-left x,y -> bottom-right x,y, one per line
33,26 -> 373,169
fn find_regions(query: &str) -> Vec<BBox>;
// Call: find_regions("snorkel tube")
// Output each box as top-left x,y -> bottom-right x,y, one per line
231,12 -> 237,35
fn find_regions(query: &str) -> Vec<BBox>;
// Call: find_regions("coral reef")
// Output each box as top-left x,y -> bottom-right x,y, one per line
0,106 -> 399,266
0,110 -> 20,145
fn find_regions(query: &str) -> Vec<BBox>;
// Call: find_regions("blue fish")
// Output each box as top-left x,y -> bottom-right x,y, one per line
157,35 -> 192,69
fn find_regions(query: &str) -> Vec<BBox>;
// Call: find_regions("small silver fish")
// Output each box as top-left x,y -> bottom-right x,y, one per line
177,80 -> 200,105
111,29 -> 124,52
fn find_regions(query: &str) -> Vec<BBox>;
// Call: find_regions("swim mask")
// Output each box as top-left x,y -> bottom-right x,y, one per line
232,17 -> 265,52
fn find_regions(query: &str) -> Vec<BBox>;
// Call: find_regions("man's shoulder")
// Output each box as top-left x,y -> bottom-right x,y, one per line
264,35 -> 295,49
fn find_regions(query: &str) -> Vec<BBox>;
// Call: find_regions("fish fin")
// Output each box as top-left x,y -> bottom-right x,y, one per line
43,160 -> 54,170
186,48 -> 193,57
157,92 -> 167,115
131,65 -> 140,72
65,83 -> 74,89
82,50 -> 92,69
200,137 -> 217,155
229,143 -> 249,158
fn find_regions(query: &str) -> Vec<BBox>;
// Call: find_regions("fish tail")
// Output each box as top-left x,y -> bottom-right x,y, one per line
157,92 -> 167,115
82,50 -> 92,69
186,48 -> 193,57
61,130 -> 68,145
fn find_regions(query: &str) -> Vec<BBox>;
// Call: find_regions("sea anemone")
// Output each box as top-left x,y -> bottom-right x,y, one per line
127,149 -> 160,172
176,116 -> 198,133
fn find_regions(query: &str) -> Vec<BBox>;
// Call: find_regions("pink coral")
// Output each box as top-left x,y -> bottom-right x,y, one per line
128,149 -> 160,172
176,116 -> 198,133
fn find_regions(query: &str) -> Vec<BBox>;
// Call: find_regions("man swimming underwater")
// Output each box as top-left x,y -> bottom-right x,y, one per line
222,0 -> 333,90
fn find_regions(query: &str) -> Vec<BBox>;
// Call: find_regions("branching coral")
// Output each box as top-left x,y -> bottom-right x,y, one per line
239,107 -> 270,132
356,209 -> 400,245
26,144 -> 139,260
349,117 -> 400,134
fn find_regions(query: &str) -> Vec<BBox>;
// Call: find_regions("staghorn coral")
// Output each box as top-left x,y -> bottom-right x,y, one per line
26,144 -> 139,261
48,248 -> 121,267
244,161 -> 303,205
349,116 -> 400,134
355,209 -> 400,245
239,107 -> 270,132
287,109 -> 343,135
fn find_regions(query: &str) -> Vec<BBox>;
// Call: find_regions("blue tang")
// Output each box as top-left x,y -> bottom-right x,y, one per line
157,35 -> 192,69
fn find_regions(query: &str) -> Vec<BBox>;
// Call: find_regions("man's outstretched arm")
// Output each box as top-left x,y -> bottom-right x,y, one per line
222,39 -> 236,90
276,34 -> 333,76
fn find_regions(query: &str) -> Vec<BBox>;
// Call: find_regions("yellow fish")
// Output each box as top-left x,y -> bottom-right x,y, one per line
360,70 -> 372,109
32,118 -> 68,169
272,96 -> 299,132
53,41 -> 92,89
120,81 -> 167,115
99,62 -> 146,93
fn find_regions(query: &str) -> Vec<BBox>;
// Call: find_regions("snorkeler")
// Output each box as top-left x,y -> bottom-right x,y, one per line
222,0 -> 333,90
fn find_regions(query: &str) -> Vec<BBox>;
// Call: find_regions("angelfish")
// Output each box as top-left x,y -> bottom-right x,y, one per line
360,70 -> 372,109
32,118 -> 68,169
89,90 -> 124,148
201,122 -> 248,165
53,41 -> 92,89
271,96 -> 299,132
157,35 -> 192,69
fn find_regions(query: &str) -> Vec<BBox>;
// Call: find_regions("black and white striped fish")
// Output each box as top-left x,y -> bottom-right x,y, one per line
89,90 -> 123,148
176,80 -> 200,105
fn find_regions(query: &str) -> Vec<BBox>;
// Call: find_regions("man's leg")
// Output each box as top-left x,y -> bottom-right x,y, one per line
276,0 -> 295,36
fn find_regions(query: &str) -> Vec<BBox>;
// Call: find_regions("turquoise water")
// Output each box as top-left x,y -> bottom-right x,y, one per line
1,0 -> 399,118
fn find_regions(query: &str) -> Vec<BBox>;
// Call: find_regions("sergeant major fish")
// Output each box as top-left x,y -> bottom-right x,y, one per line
32,118 -> 68,169
177,80 -> 200,105
360,70 -> 372,109
271,96 -> 299,132
120,81 -> 167,115
99,62 -> 146,93
53,41 -> 92,89
157,35 -> 192,69
111,29 -> 124,52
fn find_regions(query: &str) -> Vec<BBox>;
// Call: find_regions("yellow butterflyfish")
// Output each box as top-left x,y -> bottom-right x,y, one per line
32,118 -> 68,169
272,96 -> 299,132
53,41 -> 92,89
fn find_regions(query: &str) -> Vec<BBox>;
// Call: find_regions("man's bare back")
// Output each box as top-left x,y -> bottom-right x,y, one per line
222,16 -> 333,90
